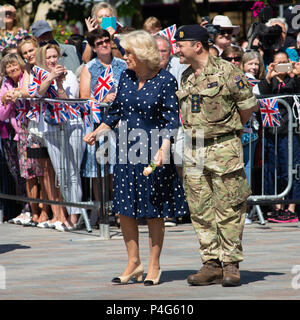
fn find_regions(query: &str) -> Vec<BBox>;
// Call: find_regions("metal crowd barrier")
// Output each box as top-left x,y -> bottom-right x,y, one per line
0,97 -> 112,239
1,94 -> 299,233
246,94 -> 300,224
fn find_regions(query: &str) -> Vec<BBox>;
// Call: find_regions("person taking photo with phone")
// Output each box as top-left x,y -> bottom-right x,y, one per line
258,51 -> 300,223
82,2 -> 122,63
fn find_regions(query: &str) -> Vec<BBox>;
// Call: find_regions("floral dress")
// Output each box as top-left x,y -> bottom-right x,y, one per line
0,28 -> 29,51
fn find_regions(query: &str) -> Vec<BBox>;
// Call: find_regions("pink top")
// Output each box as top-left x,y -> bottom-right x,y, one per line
0,73 -> 24,139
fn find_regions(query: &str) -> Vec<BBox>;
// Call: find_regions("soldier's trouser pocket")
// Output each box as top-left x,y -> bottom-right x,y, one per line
218,168 -> 252,208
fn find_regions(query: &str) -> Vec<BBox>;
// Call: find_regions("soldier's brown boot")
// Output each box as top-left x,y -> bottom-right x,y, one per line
187,259 -> 223,286
222,262 -> 240,287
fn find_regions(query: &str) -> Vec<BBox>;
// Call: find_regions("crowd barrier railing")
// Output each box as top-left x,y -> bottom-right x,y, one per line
246,94 -> 300,224
1,94 -> 299,233
0,97 -> 112,239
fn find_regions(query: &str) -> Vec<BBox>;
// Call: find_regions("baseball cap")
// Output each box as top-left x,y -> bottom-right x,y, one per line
31,20 -> 52,38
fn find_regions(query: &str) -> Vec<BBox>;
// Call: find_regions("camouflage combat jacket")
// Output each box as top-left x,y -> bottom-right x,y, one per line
176,55 -> 257,139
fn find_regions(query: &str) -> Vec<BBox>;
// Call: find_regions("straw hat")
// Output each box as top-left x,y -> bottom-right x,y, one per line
212,15 -> 240,35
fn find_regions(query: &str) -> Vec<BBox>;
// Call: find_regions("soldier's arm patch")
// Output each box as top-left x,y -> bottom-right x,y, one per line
236,79 -> 245,90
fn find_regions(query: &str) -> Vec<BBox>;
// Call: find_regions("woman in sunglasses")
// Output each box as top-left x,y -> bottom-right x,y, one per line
80,29 -> 127,228
0,4 -> 29,51
221,46 -> 244,68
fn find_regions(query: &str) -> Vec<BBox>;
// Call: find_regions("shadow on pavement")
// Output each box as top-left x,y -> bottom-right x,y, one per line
161,270 -> 198,282
0,244 -> 31,254
240,270 -> 285,285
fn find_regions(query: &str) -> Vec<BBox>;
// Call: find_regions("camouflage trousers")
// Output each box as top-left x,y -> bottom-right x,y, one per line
184,136 -> 251,263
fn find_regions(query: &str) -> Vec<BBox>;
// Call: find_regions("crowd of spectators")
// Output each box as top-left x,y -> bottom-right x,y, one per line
1,2 -> 300,230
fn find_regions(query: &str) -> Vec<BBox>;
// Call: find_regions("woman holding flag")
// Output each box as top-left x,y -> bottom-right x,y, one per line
80,29 -> 127,227
30,42 -> 85,231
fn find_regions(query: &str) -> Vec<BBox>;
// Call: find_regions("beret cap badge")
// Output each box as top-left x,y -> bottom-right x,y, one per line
179,31 -> 184,38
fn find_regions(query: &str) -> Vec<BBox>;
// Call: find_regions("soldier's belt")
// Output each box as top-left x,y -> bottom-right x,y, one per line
192,131 -> 239,147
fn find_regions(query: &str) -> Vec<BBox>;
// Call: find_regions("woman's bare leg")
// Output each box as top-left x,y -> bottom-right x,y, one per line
119,215 -> 142,276
146,217 -> 165,279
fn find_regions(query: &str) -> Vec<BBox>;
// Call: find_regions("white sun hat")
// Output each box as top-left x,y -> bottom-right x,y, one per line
212,15 -> 240,35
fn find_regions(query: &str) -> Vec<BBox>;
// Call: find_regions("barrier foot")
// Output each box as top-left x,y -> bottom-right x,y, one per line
251,205 -> 265,225
99,223 -> 110,239
80,209 -> 92,233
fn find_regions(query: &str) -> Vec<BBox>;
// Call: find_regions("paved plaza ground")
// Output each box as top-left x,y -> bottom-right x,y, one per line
0,219 -> 300,302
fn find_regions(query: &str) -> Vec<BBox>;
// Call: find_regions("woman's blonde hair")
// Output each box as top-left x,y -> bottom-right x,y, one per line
120,30 -> 161,70
17,36 -> 38,57
91,2 -> 117,19
241,50 -> 265,79
35,43 -> 61,70
0,53 -> 26,77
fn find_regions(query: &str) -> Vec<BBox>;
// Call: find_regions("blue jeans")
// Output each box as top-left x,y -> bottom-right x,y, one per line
264,134 -> 300,200
243,140 -> 258,185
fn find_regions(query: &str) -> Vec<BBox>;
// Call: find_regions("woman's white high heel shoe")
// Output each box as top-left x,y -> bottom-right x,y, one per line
111,264 -> 144,284
144,269 -> 162,286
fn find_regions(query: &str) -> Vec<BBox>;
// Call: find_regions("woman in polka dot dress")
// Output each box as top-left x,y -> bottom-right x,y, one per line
83,30 -> 189,286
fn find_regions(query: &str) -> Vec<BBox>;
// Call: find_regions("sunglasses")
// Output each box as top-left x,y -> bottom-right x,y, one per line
95,38 -> 110,47
220,29 -> 233,35
39,39 -> 58,47
5,11 -> 15,16
224,56 -> 241,62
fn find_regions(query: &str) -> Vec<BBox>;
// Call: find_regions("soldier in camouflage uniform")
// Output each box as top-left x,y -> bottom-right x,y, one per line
175,25 -> 257,286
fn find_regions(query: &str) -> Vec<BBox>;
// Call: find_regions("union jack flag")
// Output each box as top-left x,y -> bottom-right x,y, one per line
259,98 -> 281,127
245,76 -> 260,87
64,103 -> 81,120
51,103 -> 67,124
159,24 -> 177,55
88,100 -> 102,123
26,102 -> 41,122
94,66 -> 114,102
83,102 -> 92,128
47,83 -> 59,98
15,100 -> 28,122
28,66 -> 49,97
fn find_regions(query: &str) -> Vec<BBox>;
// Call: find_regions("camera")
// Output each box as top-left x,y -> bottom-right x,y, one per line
275,63 -> 293,73
257,24 -> 282,51
247,22 -> 282,52
204,24 -> 221,45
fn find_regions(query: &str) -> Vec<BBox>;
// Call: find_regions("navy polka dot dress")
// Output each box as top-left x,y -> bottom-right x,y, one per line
102,68 -> 189,219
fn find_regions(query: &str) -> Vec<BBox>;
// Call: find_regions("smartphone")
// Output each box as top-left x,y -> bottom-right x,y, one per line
101,17 -> 117,31
275,63 -> 293,73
